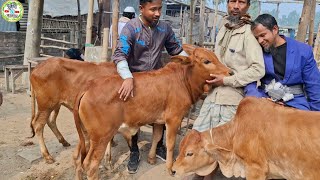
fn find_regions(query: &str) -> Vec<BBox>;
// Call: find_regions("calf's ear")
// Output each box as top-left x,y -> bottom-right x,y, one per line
171,55 -> 192,65
182,44 -> 197,55
204,143 -> 231,155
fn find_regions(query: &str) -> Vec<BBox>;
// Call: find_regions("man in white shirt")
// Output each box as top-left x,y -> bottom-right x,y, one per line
109,6 -> 136,47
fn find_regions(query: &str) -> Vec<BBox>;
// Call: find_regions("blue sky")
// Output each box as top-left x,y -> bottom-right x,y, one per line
216,2 -> 320,16
262,3 -> 320,17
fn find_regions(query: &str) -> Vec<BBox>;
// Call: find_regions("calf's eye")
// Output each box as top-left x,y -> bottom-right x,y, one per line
186,152 -> 194,157
204,60 -> 211,64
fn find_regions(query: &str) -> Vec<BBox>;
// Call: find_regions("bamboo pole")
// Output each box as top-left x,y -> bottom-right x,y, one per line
296,0 -> 312,42
85,0 -> 95,47
308,0 -> 316,46
101,28 -> 110,62
111,0 -> 119,53
199,0 -> 205,46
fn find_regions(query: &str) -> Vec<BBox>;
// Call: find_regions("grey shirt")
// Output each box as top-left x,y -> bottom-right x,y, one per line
112,17 -> 183,72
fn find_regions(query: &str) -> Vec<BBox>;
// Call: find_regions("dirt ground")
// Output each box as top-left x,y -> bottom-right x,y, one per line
0,72 -> 243,180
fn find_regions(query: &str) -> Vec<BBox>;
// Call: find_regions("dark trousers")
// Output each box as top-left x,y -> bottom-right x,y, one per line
130,125 -> 165,152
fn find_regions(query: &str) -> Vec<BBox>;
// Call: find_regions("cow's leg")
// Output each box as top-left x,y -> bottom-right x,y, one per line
147,124 -> 163,165
47,105 -> 70,147
32,111 -> 54,163
104,138 -> 113,170
245,164 -> 268,180
83,137 -> 111,180
73,142 -> 83,180
165,121 -> 181,175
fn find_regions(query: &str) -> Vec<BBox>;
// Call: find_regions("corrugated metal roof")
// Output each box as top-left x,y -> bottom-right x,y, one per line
42,0 -> 99,17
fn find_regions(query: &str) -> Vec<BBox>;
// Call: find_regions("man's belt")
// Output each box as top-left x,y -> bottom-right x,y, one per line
260,79 -> 304,102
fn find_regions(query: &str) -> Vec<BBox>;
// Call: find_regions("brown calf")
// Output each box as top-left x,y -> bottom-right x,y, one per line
72,46 -> 231,179
30,57 -> 117,163
172,97 -> 320,180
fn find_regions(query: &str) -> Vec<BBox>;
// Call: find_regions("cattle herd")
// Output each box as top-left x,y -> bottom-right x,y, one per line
28,44 -> 320,180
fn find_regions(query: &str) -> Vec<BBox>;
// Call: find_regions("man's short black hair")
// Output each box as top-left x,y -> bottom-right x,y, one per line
140,0 -> 158,5
251,14 -> 278,32
227,0 -> 250,5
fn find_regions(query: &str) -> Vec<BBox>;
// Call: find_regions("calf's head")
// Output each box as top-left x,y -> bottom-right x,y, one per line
172,130 -> 218,176
172,45 -> 231,80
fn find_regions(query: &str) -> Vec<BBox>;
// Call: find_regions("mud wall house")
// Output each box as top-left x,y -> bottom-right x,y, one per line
0,0 -> 99,70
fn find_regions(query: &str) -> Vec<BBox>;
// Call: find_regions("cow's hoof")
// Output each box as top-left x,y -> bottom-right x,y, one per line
45,157 -> 55,164
167,168 -> 175,176
62,141 -> 71,147
147,157 -> 156,165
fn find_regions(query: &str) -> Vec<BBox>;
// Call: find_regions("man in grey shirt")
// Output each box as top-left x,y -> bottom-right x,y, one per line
112,0 -> 187,174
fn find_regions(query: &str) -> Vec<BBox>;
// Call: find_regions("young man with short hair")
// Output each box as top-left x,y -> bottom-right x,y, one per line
112,0 -> 188,174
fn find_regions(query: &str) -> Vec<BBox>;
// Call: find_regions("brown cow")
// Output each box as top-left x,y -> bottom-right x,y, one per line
72,47 -> 231,179
30,57 -> 117,163
172,97 -> 320,180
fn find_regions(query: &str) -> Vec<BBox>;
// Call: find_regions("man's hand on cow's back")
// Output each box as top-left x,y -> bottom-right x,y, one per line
118,78 -> 134,101
206,74 -> 225,86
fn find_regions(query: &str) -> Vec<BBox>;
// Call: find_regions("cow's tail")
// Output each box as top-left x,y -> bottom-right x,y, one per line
29,85 -> 36,138
73,91 -> 87,164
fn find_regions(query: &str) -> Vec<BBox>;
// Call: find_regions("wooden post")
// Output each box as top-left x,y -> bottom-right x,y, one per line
77,0 -> 82,49
23,0 -> 44,85
313,23 -> 320,64
62,35 -> 66,57
40,34 -> 44,55
308,0 -> 316,46
70,24 -> 75,46
101,28 -> 110,62
98,0 -> 103,40
189,0 -> 196,44
23,0 -> 44,65
276,3 -> 280,21
211,0 -> 219,44
199,0 -> 205,46
75,26 -> 80,49
296,0 -> 312,42
111,0 -> 119,54
182,7 -> 187,37
85,0 -> 95,47
179,5 -> 183,37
